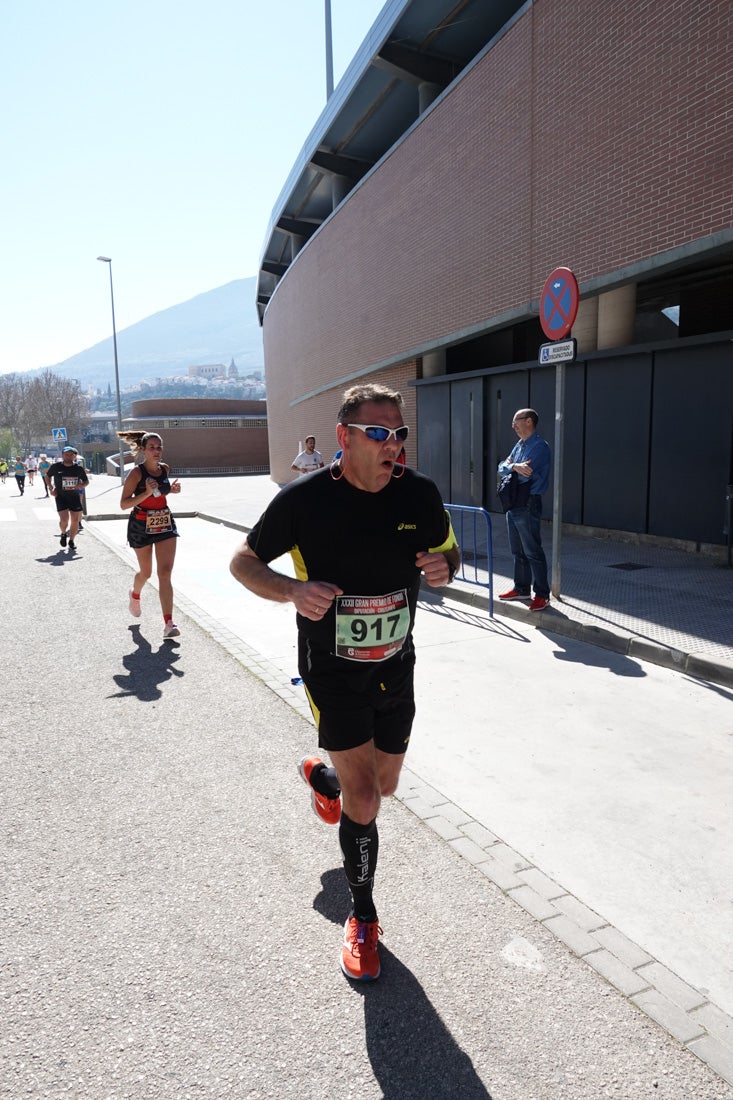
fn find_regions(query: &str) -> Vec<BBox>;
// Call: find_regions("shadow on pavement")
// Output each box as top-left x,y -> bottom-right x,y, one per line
313,868 -> 492,1100
418,595 -> 526,641
491,520 -> 733,653
681,675 -> 733,703
109,624 -> 184,701
35,549 -> 78,566
541,631 -> 647,678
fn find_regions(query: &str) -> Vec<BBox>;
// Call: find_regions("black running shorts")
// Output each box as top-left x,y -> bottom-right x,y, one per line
299,636 -> 416,754
54,492 -> 83,514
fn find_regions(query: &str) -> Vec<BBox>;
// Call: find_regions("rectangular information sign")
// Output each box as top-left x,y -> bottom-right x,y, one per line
539,338 -> 576,365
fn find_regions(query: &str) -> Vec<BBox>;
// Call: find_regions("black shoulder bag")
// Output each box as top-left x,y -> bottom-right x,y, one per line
497,470 -> 531,513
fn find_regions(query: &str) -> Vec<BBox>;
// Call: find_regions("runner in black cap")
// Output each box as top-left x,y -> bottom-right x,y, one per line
45,447 -> 88,550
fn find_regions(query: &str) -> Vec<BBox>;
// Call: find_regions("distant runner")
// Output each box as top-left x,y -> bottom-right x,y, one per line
118,430 -> 182,639
46,446 -> 89,550
38,454 -> 51,497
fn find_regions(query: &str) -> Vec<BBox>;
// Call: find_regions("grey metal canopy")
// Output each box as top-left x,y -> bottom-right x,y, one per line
256,0 -> 526,323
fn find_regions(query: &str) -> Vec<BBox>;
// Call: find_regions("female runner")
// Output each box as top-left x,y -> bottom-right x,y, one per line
13,456 -> 27,496
118,431 -> 182,638
38,454 -> 51,496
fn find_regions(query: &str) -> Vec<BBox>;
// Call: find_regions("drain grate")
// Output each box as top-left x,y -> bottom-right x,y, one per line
608,562 -> 652,571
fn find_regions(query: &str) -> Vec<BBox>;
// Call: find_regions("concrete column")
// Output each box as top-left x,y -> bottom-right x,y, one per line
422,349 -> 445,377
573,296 -> 598,354
418,82 -> 441,113
597,285 -> 636,349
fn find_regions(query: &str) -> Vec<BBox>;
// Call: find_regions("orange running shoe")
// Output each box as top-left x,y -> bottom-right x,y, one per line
340,917 -> 382,981
297,755 -> 341,825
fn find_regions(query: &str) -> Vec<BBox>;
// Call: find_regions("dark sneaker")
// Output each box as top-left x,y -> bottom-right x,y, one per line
298,755 -> 341,825
341,917 -> 382,981
498,588 -> 530,600
60,532 -> 67,547
68,540 -> 76,550
529,595 -> 549,612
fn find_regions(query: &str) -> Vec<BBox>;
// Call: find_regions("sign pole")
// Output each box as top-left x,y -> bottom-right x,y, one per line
538,267 -> 580,604
551,360 -> 565,600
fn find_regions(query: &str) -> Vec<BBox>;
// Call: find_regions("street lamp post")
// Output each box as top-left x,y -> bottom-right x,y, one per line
96,256 -> 125,484
324,0 -> 333,98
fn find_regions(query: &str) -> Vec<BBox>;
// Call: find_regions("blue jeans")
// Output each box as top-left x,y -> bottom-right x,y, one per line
506,496 -> 550,598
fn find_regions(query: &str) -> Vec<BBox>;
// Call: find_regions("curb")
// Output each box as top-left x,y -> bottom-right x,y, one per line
442,581 -> 733,690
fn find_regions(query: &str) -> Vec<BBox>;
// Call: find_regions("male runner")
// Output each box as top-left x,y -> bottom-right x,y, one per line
230,383 -> 460,981
46,446 -> 88,550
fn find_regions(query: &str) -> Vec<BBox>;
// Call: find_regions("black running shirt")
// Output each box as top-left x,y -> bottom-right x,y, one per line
46,461 -> 88,495
247,466 -> 454,658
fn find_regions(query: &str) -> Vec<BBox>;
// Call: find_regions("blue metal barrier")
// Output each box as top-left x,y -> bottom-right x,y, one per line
444,503 -> 494,616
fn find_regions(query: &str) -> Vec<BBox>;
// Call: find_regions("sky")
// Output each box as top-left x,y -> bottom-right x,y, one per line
0,0 -> 385,374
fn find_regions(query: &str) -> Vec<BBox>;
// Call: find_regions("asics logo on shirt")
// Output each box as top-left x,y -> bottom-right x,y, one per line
397,523 -> 416,531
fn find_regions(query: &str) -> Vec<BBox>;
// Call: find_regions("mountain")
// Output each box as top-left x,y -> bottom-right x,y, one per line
43,277 -> 263,391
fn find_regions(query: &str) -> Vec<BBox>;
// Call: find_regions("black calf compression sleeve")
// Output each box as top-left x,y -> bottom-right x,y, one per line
339,812 -> 379,923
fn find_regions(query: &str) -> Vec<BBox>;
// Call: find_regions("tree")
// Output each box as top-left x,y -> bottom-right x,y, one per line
29,370 -> 90,446
0,427 -> 18,459
0,375 -> 27,446
0,371 -> 90,453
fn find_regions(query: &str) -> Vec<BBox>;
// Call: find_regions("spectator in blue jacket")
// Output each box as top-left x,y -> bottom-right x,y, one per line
497,408 -> 551,611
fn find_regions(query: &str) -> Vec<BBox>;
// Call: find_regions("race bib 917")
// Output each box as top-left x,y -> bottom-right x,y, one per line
334,589 -> 410,662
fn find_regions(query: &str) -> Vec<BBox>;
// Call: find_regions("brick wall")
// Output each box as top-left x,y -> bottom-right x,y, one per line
128,399 -> 269,472
132,399 -> 266,417
158,428 -> 270,471
263,0 -> 733,480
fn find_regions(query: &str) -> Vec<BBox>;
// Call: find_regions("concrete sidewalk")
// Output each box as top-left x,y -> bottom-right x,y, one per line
75,472 -> 733,1091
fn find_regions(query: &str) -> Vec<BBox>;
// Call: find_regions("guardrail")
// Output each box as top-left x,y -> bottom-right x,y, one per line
445,503 -> 494,616
170,466 -> 271,476
104,459 -> 270,478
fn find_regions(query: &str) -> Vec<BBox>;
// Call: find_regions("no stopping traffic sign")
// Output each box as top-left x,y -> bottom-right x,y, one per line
539,267 -> 579,340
